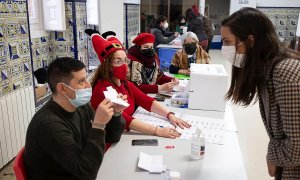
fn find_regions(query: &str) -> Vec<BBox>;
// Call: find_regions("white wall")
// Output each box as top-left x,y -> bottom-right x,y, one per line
98,0 -> 124,43
230,0 -> 256,15
256,0 -> 300,7
124,0 -> 140,4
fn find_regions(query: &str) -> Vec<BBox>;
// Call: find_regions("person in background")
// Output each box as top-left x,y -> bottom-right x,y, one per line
85,29 -> 191,139
203,6 -> 214,53
151,15 -> 180,49
127,33 -> 178,94
23,57 -> 126,180
175,16 -> 187,34
221,7 -> 300,179
186,7 -> 208,51
169,32 -> 211,75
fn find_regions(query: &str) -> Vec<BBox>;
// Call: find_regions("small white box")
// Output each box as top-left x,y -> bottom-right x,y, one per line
188,64 -> 228,112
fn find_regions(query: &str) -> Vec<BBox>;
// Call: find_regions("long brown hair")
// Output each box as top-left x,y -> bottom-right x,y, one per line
222,7 -> 300,106
91,53 -> 114,88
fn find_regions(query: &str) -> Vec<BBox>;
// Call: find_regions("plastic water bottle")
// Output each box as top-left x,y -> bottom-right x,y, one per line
191,127 -> 205,160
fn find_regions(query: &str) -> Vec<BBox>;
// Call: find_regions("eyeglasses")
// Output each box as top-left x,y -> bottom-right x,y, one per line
112,57 -> 130,66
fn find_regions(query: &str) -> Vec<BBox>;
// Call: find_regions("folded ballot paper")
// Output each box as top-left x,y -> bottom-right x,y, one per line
103,86 -> 129,107
138,152 -> 166,173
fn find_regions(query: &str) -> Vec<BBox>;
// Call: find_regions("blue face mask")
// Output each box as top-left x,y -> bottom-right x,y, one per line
62,83 -> 92,107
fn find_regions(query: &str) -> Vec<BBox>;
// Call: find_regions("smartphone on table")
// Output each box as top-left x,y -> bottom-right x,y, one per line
132,139 -> 158,146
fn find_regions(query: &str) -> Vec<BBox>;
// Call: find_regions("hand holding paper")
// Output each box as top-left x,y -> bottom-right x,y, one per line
103,86 -> 129,107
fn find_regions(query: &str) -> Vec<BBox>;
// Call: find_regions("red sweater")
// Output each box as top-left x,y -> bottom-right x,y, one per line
91,80 -> 155,130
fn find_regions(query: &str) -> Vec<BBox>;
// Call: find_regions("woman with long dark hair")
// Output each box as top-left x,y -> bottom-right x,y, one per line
221,7 -> 300,179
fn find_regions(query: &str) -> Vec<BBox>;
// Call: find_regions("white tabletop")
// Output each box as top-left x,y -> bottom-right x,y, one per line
157,44 -> 183,49
96,132 -> 247,180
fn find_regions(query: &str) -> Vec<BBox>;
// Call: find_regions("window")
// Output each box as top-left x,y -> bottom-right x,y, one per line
28,0 -> 48,38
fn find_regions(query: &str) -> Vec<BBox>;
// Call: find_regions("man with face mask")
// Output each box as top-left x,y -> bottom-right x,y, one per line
128,33 -> 178,94
23,57 -> 127,180
169,31 -> 211,75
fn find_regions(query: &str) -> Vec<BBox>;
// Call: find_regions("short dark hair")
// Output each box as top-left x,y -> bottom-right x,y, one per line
155,15 -> 167,26
46,57 -> 86,94
185,8 -> 197,21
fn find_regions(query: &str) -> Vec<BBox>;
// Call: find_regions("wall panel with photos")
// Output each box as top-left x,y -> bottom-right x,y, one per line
258,7 -> 300,46
124,4 -> 140,49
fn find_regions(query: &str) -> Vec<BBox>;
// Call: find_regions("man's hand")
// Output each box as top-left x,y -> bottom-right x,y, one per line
113,94 -> 128,113
93,99 -> 114,129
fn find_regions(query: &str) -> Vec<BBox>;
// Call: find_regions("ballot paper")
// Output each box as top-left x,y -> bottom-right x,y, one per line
138,152 -> 164,173
103,86 -> 129,107
133,107 -> 225,144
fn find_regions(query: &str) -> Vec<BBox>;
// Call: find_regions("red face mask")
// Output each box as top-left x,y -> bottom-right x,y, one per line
112,64 -> 128,80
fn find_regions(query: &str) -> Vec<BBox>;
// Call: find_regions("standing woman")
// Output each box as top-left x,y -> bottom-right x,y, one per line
151,15 -> 179,49
221,8 -> 300,179
85,30 -> 190,139
185,8 -> 208,50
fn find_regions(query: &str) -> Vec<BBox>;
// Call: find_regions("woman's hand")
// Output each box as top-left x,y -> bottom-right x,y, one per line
178,69 -> 190,76
172,78 -> 179,85
158,82 -> 176,93
267,159 -> 276,177
169,114 -> 191,129
156,127 -> 181,139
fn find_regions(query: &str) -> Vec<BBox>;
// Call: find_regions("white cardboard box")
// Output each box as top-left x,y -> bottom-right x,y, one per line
188,64 -> 228,112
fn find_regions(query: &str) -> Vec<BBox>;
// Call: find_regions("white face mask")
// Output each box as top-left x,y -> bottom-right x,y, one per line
221,46 -> 246,68
163,22 -> 169,29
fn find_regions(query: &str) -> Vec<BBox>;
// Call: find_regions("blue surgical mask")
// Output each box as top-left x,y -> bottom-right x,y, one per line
62,83 -> 92,107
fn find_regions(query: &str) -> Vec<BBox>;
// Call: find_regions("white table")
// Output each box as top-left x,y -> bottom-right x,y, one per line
157,44 -> 183,49
96,105 -> 246,180
96,132 -> 247,180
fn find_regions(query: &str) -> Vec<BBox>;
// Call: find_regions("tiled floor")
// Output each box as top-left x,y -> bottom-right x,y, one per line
0,160 -> 15,180
0,50 -> 273,180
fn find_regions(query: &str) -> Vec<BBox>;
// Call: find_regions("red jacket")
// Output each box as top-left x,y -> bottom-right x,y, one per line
91,80 -> 155,130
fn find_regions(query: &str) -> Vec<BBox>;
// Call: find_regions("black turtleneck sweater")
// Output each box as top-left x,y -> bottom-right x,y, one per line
23,99 -> 125,180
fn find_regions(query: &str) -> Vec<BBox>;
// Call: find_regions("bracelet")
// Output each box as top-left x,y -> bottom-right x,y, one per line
113,111 -> 122,117
167,112 -> 175,120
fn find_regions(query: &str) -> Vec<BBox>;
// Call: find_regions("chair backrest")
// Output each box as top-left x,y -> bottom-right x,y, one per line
13,147 -> 27,180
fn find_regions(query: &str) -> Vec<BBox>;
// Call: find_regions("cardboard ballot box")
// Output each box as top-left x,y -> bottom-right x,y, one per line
188,64 -> 228,112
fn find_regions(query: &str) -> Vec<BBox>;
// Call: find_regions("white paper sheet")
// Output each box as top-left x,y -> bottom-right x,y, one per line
133,107 -> 225,144
138,152 -> 163,173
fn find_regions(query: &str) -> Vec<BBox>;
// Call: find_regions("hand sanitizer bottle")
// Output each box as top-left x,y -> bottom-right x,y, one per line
191,127 -> 205,160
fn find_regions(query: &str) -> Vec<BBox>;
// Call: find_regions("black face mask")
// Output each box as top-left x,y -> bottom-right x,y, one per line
179,22 -> 186,26
140,48 -> 155,57
184,43 -> 197,55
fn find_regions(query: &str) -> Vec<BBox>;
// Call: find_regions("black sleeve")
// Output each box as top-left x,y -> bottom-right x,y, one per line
169,64 -> 180,74
164,31 -> 175,37
38,116 -> 105,180
105,115 -> 126,143
153,30 -> 176,44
